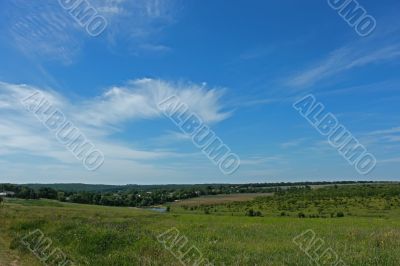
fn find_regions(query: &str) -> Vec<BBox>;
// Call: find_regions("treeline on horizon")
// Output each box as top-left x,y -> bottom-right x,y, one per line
0,181 -> 391,208
19,180 -> 381,192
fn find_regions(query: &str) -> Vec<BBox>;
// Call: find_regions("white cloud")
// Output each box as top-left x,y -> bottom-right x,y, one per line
92,0 -> 178,54
74,78 -> 230,127
359,126 -> 400,150
368,127 -> 400,136
4,0 -> 179,64
6,1 -> 83,64
379,157 -> 400,164
286,43 -> 400,88
150,131 -> 191,146
0,79 -> 230,183
280,138 -> 307,149
240,156 -> 284,166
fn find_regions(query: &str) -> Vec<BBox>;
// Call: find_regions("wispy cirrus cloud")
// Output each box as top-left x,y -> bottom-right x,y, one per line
286,43 -> 400,89
75,78 -> 230,127
368,127 -> 400,136
3,0 -> 179,64
280,138 -> 307,149
91,0 -> 179,54
361,126 -> 400,147
283,19 -> 400,90
240,155 -> 284,166
0,78 -> 230,183
5,1 -> 83,64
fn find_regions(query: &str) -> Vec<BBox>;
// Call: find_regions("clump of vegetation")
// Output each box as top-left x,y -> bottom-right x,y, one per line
336,211 -> 345,217
245,209 -> 262,217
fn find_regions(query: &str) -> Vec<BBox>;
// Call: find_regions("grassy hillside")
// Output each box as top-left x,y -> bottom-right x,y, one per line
1,185 -> 400,265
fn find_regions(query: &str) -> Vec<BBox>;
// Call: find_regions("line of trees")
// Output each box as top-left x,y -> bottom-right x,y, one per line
0,183 -> 279,207
0,181 -> 389,208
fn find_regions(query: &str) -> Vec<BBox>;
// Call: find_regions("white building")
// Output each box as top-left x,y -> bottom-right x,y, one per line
0,191 -> 15,197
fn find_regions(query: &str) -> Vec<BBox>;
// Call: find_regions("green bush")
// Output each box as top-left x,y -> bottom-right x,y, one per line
337,212 -> 345,218
246,209 -> 255,216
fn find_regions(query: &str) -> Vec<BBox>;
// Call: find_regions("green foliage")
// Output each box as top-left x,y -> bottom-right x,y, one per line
1,195 -> 400,265
175,184 -> 400,219
245,209 -> 262,217
337,211 -> 345,218
2,182 -> 400,215
38,187 -> 58,199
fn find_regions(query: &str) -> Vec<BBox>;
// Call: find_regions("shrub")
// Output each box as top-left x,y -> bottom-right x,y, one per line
246,209 -> 255,217
336,212 -> 345,218
298,212 -> 306,218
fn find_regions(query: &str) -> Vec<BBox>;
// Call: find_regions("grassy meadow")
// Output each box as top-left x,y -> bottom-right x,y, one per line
1,184 -> 400,265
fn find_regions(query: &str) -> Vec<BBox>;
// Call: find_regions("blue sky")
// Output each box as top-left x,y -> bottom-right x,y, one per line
0,0 -> 399,184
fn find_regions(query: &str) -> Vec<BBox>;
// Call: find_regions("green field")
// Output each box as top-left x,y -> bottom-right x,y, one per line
1,184 -> 400,265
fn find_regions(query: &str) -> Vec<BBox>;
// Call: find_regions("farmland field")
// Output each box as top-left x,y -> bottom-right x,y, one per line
172,193 -> 273,207
1,184 -> 400,265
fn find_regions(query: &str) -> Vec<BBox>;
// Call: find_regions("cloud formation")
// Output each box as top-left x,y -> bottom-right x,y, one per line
0,79 -> 230,182
286,41 -> 400,89
3,0 -> 179,64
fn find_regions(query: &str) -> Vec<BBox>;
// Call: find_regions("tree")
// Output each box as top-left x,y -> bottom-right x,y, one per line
57,192 -> 66,202
38,187 -> 58,199
0,197 -> 3,206
17,187 -> 37,199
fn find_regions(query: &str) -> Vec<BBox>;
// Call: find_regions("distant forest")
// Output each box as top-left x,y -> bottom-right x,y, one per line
0,181 -> 391,207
